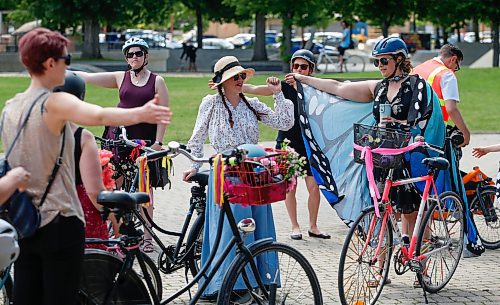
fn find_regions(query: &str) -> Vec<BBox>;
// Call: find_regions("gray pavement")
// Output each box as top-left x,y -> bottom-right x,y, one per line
147,134 -> 500,304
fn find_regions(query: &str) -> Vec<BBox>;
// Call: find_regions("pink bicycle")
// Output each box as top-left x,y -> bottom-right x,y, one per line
338,124 -> 465,305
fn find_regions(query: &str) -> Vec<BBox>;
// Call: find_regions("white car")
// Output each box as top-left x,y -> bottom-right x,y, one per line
226,33 -> 255,48
201,38 -> 235,49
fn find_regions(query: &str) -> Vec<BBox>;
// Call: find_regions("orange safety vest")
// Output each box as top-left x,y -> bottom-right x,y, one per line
412,59 -> 456,123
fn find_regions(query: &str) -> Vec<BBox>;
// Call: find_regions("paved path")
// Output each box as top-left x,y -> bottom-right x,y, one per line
146,135 -> 500,304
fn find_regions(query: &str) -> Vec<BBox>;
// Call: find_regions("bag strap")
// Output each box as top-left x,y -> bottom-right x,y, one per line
2,91 -> 48,159
38,125 -> 66,207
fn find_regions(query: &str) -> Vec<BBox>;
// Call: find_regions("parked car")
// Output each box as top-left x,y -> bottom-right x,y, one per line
226,33 -> 255,48
195,38 -> 235,49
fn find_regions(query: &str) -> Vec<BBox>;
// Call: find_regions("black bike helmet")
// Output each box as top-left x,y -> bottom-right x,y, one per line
291,49 -> 316,70
53,70 -> 86,100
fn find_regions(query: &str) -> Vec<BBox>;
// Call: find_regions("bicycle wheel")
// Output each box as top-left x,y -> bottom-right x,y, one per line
343,55 -> 365,72
0,270 -> 13,305
185,213 -> 204,277
338,206 -> 393,305
315,53 -> 334,74
78,250 -> 152,305
470,186 -> 500,249
217,242 -> 322,305
133,251 -> 162,300
416,191 -> 464,293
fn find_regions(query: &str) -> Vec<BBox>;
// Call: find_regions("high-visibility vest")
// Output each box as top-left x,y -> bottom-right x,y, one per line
412,59 -> 455,123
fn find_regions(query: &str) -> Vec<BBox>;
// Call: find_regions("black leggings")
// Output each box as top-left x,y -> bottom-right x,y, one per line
14,214 -> 85,305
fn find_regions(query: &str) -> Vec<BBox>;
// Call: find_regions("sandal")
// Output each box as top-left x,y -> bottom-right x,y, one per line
367,276 -> 391,288
141,239 -> 155,253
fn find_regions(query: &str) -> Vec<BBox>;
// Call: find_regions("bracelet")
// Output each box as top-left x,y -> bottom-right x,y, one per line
154,141 -> 163,146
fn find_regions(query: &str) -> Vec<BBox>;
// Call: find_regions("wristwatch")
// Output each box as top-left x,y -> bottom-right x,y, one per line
154,141 -> 163,146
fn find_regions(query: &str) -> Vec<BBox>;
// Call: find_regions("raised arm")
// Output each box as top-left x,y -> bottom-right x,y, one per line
242,83 -> 273,96
74,71 -> 122,89
44,92 -> 172,134
285,73 -> 377,103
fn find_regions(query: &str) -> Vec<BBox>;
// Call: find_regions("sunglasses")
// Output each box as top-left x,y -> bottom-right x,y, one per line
373,57 -> 392,67
126,50 -> 145,58
454,58 -> 461,72
232,73 -> 247,81
55,54 -> 71,66
292,63 -> 309,70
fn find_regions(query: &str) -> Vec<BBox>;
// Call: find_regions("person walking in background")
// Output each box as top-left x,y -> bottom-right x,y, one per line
183,56 -> 294,300
412,44 -> 470,147
180,41 -> 198,72
338,20 -> 353,73
75,37 -> 170,253
235,50 -> 329,240
1,28 -> 171,305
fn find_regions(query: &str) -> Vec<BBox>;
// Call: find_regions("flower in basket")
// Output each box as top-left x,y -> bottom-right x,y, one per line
279,139 -> 308,191
98,149 -> 116,190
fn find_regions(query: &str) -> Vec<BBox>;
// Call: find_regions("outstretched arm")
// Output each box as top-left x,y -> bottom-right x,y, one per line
285,73 -> 377,103
472,144 -> 500,158
74,71 -> 122,89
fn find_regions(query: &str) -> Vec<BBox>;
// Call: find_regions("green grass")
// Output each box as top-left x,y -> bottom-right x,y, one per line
1,68 -> 499,145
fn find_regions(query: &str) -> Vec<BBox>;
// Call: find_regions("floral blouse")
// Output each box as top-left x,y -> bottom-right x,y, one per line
187,91 -> 294,170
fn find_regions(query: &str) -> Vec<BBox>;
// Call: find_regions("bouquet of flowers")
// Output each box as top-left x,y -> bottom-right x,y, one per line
279,139 -> 308,191
98,149 -> 115,190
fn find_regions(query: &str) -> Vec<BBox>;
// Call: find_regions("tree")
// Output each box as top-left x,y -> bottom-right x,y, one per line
475,0 -> 500,67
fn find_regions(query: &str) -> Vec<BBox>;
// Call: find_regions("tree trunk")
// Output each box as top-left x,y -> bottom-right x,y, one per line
473,19 -> 480,42
82,18 -> 102,59
493,21 -> 499,67
456,26 -> 461,42
443,30 -> 449,44
381,20 -> 389,37
281,13 -> 293,73
196,8 -> 203,50
252,11 -> 268,61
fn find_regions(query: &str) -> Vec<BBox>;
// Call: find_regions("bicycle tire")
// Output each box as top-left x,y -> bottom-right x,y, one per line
338,206 -> 392,305
416,191 -> 464,293
0,270 -> 13,305
470,186 -> 500,249
133,251 -> 163,300
185,213 -> 204,277
78,249 -> 152,305
217,242 -> 322,305
343,55 -> 365,72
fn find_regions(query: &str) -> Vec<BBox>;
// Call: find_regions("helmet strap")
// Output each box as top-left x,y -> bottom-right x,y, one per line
385,55 -> 406,82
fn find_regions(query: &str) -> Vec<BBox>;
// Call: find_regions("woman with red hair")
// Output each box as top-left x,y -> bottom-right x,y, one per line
0,28 -> 171,305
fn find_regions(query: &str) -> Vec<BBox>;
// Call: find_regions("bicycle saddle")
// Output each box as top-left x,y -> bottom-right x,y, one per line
421,157 -> 449,170
189,170 -> 209,186
97,191 -> 150,210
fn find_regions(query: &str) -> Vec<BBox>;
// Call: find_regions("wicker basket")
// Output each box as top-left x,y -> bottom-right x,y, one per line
353,123 -> 411,169
223,149 -> 289,205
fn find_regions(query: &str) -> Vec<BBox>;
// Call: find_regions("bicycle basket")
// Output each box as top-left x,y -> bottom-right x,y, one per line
353,123 -> 411,169
223,148 -> 289,206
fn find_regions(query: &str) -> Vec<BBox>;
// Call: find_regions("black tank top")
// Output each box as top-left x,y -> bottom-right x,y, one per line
74,127 -> 83,185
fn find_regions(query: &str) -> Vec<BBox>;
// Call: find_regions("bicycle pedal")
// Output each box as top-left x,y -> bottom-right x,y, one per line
408,259 -> 422,272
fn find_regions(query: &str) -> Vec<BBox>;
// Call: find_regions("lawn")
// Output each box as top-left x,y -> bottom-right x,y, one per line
1,68 -> 499,145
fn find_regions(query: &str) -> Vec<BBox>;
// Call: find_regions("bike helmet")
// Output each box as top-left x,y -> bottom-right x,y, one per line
0,219 -> 20,270
53,70 -> 86,100
372,37 -> 408,58
122,37 -> 149,55
291,49 -> 316,70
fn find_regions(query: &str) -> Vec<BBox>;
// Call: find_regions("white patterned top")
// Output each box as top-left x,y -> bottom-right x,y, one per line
187,91 -> 294,170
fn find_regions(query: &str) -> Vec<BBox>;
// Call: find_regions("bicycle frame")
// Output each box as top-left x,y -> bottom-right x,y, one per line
361,167 -> 450,267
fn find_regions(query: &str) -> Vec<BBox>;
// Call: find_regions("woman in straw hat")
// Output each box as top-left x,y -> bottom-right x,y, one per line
183,55 -> 294,299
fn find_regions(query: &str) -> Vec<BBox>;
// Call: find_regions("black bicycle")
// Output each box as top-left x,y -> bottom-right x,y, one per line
95,129 -> 206,277
78,142 -> 323,305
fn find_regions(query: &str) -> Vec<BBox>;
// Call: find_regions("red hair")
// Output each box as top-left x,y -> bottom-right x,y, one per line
18,28 -> 69,75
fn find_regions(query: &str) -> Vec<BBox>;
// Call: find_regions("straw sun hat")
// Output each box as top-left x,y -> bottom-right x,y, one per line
211,56 -> 255,89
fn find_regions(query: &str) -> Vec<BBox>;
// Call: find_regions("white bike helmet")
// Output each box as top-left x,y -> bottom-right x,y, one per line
122,37 -> 149,55
0,219 -> 19,270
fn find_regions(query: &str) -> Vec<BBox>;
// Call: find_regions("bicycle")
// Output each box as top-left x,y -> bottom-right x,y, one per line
96,129 -> 206,276
463,166 -> 500,249
78,142 -> 323,305
315,48 -> 366,74
338,124 -> 465,305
